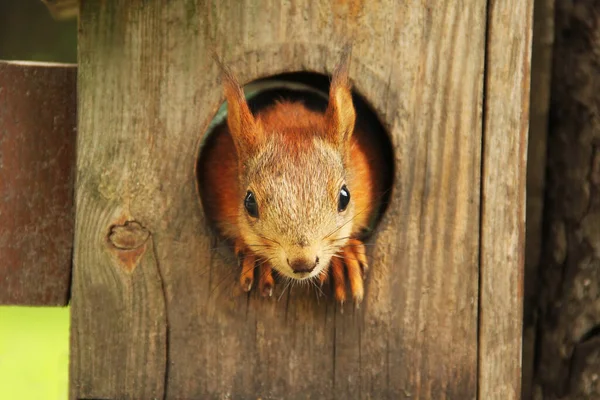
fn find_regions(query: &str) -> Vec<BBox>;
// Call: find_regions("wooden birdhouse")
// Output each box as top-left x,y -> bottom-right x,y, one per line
1,1 -> 531,399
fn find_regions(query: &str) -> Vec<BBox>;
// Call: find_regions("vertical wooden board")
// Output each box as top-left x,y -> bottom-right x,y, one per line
0,61 -> 76,306
70,3 -> 168,399
479,0 -> 533,399
72,0 -> 485,398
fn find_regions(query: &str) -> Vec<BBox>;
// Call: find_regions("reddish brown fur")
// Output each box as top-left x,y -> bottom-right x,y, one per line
199,49 -> 386,303
200,102 -> 380,241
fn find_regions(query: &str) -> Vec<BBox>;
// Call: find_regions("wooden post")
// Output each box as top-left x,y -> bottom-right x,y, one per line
71,1 -> 532,399
0,61 -> 76,306
479,0 -> 533,398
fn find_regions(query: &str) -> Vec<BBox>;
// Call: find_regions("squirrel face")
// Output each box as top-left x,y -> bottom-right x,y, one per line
237,127 -> 355,280
221,51 -> 356,281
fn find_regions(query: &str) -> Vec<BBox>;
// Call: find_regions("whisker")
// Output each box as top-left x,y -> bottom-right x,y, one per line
208,267 -> 239,298
257,233 -> 282,248
322,206 -> 372,241
278,277 -> 293,301
331,256 -> 365,263
330,236 -> 353,242
254,257 -> 274,270
310,277 -> 325,298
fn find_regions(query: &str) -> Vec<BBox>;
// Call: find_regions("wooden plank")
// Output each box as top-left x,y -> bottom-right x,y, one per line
69,5 -> 168,399
0,61 -> 76,306
479,0 -> 533,398
72,0 -> 486,398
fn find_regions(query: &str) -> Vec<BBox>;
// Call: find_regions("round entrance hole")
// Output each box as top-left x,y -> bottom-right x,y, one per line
196,71 -> 394,296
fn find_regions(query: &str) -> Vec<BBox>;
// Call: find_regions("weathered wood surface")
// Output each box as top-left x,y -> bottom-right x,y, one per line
71,0 -> 527,399
0,61 -> 76,306
533,1 -> 600,398
479,1 -> 533,399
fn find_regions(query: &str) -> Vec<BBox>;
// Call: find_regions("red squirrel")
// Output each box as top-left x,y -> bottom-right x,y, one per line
198,48 -> 388,305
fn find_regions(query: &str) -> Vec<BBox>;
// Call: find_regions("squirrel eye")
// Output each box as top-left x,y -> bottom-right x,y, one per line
338,185 -> 350,212
244,190 -> 259,218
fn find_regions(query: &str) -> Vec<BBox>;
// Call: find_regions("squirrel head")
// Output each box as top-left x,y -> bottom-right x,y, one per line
221,48 -> 357,281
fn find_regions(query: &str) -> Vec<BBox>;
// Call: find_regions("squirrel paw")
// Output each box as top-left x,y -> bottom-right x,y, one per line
235,240 -> 274,297
330,238 -> 368,307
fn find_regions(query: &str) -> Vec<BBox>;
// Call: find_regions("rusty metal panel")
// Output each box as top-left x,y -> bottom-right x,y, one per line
0,61 -> 76,305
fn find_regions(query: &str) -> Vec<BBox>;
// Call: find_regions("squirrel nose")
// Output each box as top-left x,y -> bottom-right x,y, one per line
289,257 -> 319,274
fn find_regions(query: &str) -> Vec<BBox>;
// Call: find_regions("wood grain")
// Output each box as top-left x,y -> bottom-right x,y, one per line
0,61 -> 76,306
479,0 -> 533,399
70,3 -> 168,398
71,0 -> 524,398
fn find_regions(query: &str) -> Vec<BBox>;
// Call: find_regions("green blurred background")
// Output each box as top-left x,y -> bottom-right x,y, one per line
0,1 -> 76,399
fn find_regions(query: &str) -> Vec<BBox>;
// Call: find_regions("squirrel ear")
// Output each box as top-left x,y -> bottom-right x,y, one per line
325,45 -> 356,150
219,64 -> 262,157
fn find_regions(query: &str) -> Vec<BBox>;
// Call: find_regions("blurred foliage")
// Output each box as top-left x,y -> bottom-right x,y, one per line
0,307 -> 69,400
0,0 -> 77,63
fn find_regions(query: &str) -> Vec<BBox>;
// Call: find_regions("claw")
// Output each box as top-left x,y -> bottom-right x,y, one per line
234,239 -> 245,266
260,282 -> 273,297
330,238 -> 369,305
258,262 -> 275,297
343,245 -> 364,303
241,277 -> 253,292
240,252 -> 255,292
235,240 -> 279,296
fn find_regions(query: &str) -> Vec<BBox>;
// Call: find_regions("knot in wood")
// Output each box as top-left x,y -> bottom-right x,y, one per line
108,221 -> 150,250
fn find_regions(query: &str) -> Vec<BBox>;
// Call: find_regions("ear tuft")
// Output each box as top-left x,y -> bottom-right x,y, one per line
325,45 -> 356,150
214,56 -> 262,157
